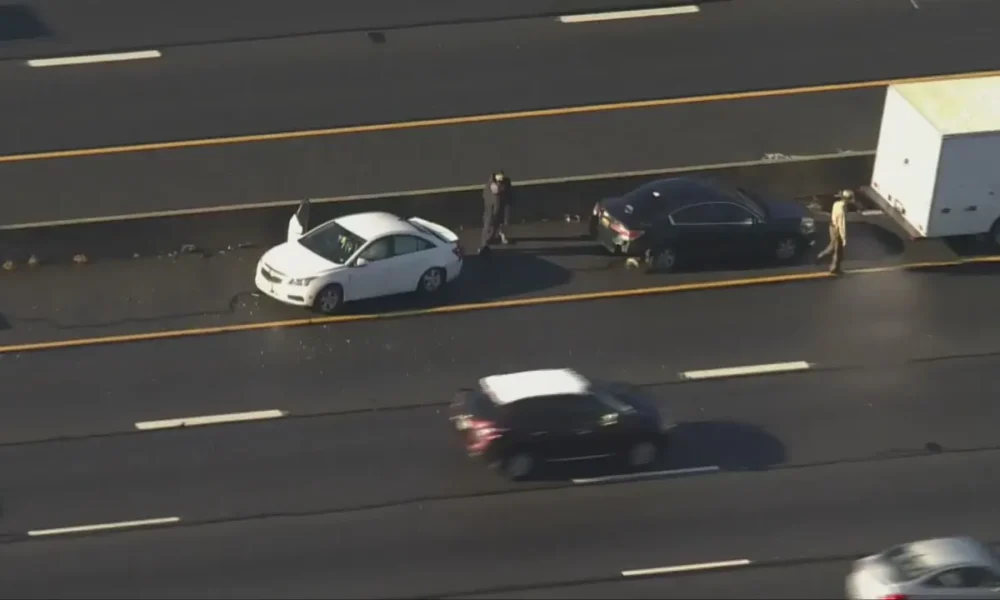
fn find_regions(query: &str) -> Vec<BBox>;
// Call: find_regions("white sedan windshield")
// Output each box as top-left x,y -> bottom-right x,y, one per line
298,221 -> 367,264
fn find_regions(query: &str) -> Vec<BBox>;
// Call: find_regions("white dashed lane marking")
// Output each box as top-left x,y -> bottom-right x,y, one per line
134,409 -> 288,431
27,50 -> 162,68
28,516 -> 181,537
622,558 -> 753,577
680,361 -> 813,381
558,5 -> 700,23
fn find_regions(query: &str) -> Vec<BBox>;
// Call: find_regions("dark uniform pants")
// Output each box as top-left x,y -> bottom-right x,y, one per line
817,223 -> 844,273
480,205 -> 510,248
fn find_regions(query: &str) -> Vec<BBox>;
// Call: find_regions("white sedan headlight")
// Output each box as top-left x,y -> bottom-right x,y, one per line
287,276 -> 317,286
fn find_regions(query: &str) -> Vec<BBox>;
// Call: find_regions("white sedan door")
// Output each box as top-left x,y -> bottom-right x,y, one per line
348,237 -> 397,300
386,234 -> 439,293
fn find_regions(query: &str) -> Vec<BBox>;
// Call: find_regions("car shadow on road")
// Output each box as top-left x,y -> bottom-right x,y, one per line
335,253 -> 573,315
643,221 -> 906,275
0,4 -> 50,42
526,420 -> 786,482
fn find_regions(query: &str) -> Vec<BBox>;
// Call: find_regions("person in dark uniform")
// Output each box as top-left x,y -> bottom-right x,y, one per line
479,171 -> 513,254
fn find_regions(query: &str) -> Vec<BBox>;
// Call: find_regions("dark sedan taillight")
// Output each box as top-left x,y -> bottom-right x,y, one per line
467,419 -> 507,453
610,222 -> 644,241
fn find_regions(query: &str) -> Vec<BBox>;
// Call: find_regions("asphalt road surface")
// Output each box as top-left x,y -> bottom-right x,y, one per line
1,242 -> 1000,440
0,0 -> 716,59
2,0 -> 997,152
462,560 -> 857,599
1,362 -> 998,598
0,0 -> 998,221
2,220 -> 999,596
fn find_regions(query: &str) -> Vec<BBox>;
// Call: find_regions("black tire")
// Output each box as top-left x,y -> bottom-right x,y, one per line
312,284 -> 344,315
502,452 -> 535,480
774,237 -> 800,263
623,438 -> 659,471
646,246 -> 678,273
416,267 -> 447,295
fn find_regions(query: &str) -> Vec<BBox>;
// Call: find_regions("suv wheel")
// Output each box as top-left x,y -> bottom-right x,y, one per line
626,440 -> 658,469
503,452 -> 535,480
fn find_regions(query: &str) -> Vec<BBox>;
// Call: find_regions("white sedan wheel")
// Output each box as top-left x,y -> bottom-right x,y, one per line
314,285 -> 343,314
418,268 -> 446,294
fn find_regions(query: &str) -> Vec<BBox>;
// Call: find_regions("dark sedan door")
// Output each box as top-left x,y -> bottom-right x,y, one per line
702,201 -> 768,259
664,203 -> 731,263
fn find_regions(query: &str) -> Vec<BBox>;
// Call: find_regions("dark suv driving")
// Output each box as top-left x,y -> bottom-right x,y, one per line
449,368 -> 673,480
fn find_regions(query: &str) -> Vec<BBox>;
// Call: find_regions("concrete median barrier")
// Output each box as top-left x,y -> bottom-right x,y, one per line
0,152 -> 874,267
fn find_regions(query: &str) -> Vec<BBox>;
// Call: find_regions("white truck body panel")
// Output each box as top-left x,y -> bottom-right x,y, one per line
870,76 -> 1000,238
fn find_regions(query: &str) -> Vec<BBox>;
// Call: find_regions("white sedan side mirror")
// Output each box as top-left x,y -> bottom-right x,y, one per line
354,257 -> 369,267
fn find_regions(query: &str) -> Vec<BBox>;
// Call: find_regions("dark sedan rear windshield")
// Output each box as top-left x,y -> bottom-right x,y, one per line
606,185 -> 670,222
298,221 -> 367,264
624,182 -> 669,213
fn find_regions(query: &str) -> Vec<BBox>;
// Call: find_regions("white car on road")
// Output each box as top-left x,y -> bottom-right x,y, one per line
255,210 -> 464,314
846,536 -> 1000,599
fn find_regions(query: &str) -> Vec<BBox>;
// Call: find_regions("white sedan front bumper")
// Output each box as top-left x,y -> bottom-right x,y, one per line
254,266 -> 317,308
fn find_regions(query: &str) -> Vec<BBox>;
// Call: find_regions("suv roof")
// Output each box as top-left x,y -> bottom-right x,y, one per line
479,368 -> 591,405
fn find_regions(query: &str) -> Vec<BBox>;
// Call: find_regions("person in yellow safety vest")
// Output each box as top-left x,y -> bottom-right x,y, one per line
817,189 -> 852,275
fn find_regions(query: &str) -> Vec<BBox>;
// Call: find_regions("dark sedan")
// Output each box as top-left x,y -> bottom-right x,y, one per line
589,177 -> 818,271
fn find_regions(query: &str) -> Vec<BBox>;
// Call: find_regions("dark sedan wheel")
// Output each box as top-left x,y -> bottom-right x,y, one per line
648,247 -> 678,272
774,237 -> 799,262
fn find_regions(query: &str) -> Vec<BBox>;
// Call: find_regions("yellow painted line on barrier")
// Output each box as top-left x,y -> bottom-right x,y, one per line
1,254 -> 997,355
1,69 -> 999,164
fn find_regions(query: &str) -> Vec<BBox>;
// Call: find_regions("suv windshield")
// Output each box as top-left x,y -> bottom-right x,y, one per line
298,221 -> 367,264
589,380 -> 638,413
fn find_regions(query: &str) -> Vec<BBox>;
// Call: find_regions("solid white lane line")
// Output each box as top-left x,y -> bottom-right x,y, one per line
622,558 -> 752,577
572,465 -> 719,485
680,361 -> 812,381
134,409 -> 288,430
27,50 -> 162,68
28,516 -> 180,537
559,5 -> 700,23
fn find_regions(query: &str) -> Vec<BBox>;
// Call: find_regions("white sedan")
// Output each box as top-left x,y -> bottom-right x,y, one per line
255,210 -> 464,314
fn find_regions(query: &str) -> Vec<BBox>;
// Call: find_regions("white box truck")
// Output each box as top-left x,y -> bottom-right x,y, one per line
862,75 -> 1000,247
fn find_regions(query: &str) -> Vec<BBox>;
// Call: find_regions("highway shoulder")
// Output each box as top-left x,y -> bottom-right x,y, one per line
0,217 -> 963,347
